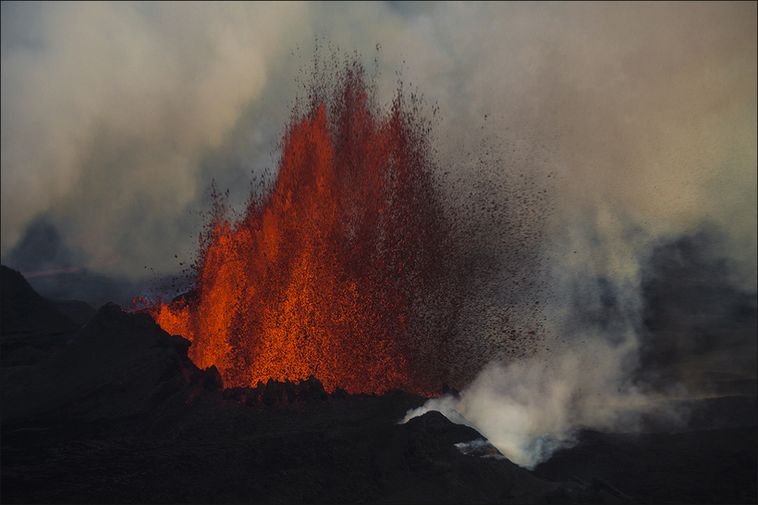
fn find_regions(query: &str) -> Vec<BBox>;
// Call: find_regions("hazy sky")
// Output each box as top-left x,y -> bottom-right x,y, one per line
1,1 -> 755,287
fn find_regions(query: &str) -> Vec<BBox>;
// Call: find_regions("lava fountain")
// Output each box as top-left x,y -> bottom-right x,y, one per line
152,60 -> 467,395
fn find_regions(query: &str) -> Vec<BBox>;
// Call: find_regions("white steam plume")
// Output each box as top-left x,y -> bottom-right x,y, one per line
404,207 -> 687,468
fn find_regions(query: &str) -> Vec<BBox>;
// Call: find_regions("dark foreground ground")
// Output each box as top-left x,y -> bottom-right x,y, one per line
1,265 -> 756,504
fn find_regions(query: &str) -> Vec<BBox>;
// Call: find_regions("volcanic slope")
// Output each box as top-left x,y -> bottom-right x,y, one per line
1,266 -> 755,504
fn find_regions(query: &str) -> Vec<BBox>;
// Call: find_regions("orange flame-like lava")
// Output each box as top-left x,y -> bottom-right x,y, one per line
152,61 -> 459,394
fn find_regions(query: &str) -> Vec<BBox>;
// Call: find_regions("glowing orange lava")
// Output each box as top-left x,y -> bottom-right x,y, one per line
152,61 -> 459,394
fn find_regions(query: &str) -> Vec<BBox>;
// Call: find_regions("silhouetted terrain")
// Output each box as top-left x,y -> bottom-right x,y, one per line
1,265 -> 755,504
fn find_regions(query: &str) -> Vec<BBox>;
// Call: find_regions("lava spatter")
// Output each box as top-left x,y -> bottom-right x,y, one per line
152,60 -> 463,394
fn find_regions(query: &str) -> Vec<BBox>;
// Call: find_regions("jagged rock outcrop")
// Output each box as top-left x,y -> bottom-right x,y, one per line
1,302 -> 216,423
1,265 -> 77,336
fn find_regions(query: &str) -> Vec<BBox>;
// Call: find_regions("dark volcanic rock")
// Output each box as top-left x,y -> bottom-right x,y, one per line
0,270 -> 604,504
1,265 -> 77,336
1,267 -> 755,504
534,427 -> 758,504
2,389 -> 602,505
223,375 -> 329,406
1,302 -> 210,423
1,265 -> 81,367
51,299 -> 96,326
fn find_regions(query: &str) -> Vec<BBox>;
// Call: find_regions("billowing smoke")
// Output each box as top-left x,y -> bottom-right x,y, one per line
3,3 -> 754,284
403,210 -> 650,468
1,2 -> 307,275
403,351 -> 671,469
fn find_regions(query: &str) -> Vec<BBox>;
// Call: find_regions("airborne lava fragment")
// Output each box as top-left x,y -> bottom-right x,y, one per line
153,60 -> 463,394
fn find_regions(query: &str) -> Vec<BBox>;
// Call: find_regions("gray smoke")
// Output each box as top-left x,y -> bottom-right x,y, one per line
2,2 -> 754,283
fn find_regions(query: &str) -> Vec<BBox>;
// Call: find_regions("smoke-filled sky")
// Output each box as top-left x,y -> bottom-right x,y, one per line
1,1 -> 756,289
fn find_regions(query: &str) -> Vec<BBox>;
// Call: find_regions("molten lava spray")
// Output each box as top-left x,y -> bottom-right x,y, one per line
153,60 -> 464,394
